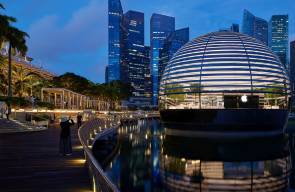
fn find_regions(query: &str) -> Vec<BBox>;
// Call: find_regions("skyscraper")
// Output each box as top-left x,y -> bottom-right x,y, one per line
242,9 -> 268,45
108,0 -> 123,82
144,46 -> 152,99
160,27 -> 189,78
230,24 -> 239,33
105,65 -> 109,83
269,15 -> 289,69
290,40 -> 295,93
122,10 -> 145,97
150,14 -> 175,106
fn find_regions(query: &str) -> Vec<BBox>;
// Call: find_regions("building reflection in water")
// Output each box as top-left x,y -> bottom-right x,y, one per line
103,119 -> 291,192
162,134 -> 290,192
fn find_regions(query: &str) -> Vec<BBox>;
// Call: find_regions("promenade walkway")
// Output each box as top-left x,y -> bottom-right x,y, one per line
0,123 -> 91,192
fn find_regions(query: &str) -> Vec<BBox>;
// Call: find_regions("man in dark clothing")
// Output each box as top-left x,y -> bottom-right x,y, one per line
59,116 -> 74,156
77,113 -> 83,128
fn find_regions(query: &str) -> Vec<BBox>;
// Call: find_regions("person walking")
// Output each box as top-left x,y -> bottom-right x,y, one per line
5,108 -> 9,120
77,113 -> 83,128
59,116 -> 74,156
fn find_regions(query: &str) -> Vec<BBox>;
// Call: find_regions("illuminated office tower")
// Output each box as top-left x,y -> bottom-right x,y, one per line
269,15 -> 289,69
150,13 -> 175,105
108,0 -> 123,82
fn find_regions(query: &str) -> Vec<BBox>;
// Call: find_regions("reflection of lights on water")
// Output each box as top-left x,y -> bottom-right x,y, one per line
165,155 -> 168,159
160,135 -> 163,140
145,149 -> 151,156
145,134 -> 148,139
110,162 -> 113,168
129,133 -> 133,140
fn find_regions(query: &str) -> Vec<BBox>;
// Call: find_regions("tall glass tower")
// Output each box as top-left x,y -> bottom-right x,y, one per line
242,9 -> 268,45
144,46 -> 152,100
269,15 -> 289,69
230,24 -> 239,32
122,11 -> 145,97
105,66 -> 109,83
160,27 -> 189,78
108,0 -> 123,82
150,14 -> 175,106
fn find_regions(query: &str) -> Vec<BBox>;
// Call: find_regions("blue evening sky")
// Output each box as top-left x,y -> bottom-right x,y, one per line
2,0 -> 295,83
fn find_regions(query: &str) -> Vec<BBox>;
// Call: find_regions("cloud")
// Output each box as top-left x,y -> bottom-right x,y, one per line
28,0 -> 107,59
26,0 -> 108,82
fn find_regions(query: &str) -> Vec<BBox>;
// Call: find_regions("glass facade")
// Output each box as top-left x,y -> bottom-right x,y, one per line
122,11 -> 145,97
230,24 -> 239,33
144,46 -> 152,99
108,0 -> 123,82
269,15 -> 289,69
160,27 -> 190,79
159,32 -> 291,110
150,14 -> 175,106
242,9 -> 268,46
105,65 -> 109,83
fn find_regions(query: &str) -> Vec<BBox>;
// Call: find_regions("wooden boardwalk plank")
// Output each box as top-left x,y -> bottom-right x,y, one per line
0,125 -> 92,192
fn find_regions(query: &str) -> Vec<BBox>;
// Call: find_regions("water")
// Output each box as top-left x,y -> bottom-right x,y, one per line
99,119 -> 292,192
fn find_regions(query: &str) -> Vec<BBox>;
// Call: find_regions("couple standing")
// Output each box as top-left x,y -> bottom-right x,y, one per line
59,113 -> 83,156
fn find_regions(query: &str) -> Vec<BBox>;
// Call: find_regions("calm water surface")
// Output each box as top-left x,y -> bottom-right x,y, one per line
100,119 -> 292,192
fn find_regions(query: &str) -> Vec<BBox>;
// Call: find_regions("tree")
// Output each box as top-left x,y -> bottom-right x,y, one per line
52,72 -> 93,94
12,65 -> 40,98
0,3 -> 29,115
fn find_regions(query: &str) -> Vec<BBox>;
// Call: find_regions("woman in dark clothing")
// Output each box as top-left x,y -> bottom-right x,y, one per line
59,116 -> 75,156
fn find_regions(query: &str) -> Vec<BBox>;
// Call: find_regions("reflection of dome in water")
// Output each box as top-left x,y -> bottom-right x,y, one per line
159,31 -> 291,133
160,135 -> 290,192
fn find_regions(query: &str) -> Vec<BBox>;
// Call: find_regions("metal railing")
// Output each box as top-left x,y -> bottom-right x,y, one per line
78,112 -> 160,192
78,117 -> 120,192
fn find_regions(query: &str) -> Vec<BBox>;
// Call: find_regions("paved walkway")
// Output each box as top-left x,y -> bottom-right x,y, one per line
0,124 -> 92,192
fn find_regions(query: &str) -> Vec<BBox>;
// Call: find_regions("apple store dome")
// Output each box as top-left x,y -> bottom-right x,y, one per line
159,31 -> 291,110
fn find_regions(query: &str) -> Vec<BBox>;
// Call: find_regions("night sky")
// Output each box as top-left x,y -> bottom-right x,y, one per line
2,0 -> 295,83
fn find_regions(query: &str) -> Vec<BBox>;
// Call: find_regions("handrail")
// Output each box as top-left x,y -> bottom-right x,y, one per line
78,118 -> 120,192
78,112 -> 159,192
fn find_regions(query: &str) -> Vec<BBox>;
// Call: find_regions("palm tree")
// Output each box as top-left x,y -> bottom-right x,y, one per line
1,4 -> 29,115
0,4 -> 16,43
26,75 -> 43,97
12,65 -> 32,97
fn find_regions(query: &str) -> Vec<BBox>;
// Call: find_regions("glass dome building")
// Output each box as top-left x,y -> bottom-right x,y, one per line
159,31 -> 291,133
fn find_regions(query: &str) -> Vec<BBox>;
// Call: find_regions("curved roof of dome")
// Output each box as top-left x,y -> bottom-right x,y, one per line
160,31 -> 290,96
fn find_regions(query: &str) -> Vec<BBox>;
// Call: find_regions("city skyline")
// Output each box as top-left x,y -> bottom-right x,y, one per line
2,0 -> 295,83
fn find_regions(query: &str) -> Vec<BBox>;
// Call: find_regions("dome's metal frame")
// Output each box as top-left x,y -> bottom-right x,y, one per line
159,31 -> 291,110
